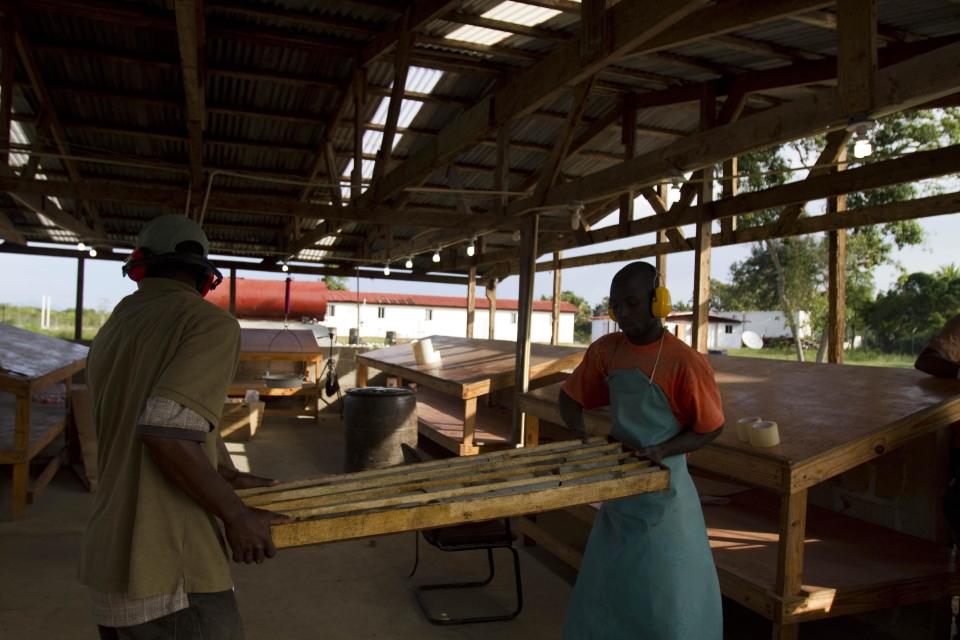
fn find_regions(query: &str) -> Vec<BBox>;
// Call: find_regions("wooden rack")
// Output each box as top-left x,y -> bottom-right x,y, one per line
240,438 -> 668,548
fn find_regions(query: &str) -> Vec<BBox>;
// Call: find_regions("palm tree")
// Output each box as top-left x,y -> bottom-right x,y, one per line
936,263 -> 960,280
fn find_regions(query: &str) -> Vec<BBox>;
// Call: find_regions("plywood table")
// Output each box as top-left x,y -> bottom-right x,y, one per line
0,323 -> 88,519
356,336 -> 584,456
228,328 -> 323,421
517,357 -> 960,640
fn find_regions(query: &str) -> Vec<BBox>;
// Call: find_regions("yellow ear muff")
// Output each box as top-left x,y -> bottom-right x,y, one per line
607,306 -> 617,323
652,286 -> 672,319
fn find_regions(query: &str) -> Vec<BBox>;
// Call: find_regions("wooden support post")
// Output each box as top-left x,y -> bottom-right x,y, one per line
837,0 -> 878,117
496,123 -> 510,216
228,266 -> 237,316
486,278 -> 497,340
356,361 -> 368,388
774,489 -> 808,640
619,96 -> 636,238
721,157 -> 738,243
466,264 -> 476,339
524,414 -> 540,449
351,68 -> 365,203
691,89 -> 715,354
551,251 -> 561,346
656,183 -> 669,280
0,17 -> 13,168
460,397 -> 479,456
512,215 -> 539,445
74,256 -> 85,341
11,395 -> 30,520
827,149 -> 848,364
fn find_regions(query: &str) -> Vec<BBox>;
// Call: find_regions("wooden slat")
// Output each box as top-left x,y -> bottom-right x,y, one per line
259,448 -> 669,548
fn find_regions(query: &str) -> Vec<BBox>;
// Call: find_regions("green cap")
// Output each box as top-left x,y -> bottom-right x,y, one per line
136,214 -> 210,257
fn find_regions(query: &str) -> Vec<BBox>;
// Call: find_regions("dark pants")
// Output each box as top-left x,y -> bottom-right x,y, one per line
98,591 -> 244,640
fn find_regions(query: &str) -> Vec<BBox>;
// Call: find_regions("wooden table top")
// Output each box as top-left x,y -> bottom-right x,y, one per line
0,323 -> 88,393
357,335 -> 585,399
239,328 -> 321,357
520,355 -> 960,487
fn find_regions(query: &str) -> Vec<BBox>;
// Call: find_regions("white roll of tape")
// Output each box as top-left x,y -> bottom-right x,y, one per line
749,420 -> 780,448
736,416 -> 763,442
411,338 -> 436,365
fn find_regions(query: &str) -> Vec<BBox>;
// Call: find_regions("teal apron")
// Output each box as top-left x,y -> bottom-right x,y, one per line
562,367 -> 723,640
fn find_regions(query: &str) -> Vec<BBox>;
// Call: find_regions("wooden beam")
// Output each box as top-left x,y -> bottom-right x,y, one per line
777,129 -> 851,232
691,88 -> 715,354
466,264 -> 476,339
173,0 -> 206,215
535,191 -> 960,272
444,11 -> 570,42
533,78 -> 595,206
512,40 -> 960,214
352,67 -> 365,203
836,0 -> 877,117
495,122 -> 510,216
0,16 -> 12,168
370,9 -> 412,194
512,214 -> 539,445
367,0 -> 709,206
655,183 -> 669,279
791,9 -> 917,45
11,15 -> 106,240
490,144 -> 960,272
0,212 -> 26,244
720,157 -> 737,242
74,256 -> 84,341
551,251 -> 561,346
827,147 -> 848,364
486,278 -> 497,340
619,95 -> 636,238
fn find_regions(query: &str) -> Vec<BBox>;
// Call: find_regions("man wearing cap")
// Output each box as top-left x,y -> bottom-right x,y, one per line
80,215 -> 285,640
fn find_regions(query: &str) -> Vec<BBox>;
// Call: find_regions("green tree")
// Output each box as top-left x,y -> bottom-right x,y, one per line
865,269 -> 960,353
323,276 -> 349,290
718,108 -> 959,360
544,290 -> 592,343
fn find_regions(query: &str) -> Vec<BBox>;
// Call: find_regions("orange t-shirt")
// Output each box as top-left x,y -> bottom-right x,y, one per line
562,331 -> 725,434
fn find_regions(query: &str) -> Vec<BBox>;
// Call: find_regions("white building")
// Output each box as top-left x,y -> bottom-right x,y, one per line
731,310 -> 812,341
323,291 -> 578,344
591,313 -> 744,351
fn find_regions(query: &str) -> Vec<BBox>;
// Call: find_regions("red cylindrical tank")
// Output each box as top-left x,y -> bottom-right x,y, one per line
207,278 -> 329,320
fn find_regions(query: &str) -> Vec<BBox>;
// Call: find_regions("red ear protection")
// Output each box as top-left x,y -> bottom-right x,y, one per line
123,248 -> 150,282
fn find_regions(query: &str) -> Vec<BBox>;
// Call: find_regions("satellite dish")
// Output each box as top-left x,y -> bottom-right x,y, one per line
742,331 -> 763,350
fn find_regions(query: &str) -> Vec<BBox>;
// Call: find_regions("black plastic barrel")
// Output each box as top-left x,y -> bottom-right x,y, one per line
343,387 -> 417,472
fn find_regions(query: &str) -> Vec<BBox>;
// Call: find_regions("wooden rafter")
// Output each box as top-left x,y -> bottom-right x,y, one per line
173,0 -> 205,217
365,0 -> 709,207
370,8 -> 412,196
9,14 -> 105,241
776,129 -> 851,233
510,40 -> 960,217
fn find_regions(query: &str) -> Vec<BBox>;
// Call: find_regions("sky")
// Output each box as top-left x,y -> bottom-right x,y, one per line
1,202 -> 957,314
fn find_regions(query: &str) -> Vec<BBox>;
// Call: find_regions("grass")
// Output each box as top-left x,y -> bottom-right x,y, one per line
725,347 -> 916,368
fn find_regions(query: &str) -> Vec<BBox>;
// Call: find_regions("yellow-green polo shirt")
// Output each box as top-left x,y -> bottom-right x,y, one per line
79,277 -> 240,598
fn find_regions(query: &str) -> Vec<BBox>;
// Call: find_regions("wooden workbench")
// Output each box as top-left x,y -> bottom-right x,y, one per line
0,323 -> 87,520
228,328 -> 323,421
356,336 -> 584,455
517,357 -> 960,640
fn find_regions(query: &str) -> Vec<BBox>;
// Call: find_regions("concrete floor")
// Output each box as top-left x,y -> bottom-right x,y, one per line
0,413 -> 951,639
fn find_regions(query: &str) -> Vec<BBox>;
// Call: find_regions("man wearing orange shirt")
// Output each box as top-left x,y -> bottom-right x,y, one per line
559,261 -> 724,640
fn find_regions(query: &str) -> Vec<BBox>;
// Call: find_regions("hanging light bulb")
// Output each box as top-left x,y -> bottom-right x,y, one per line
853,137 -> 873,159
383,264 -> 391,276
281,262 -> 289,272
432,249 -> 441,263
466,237 -> 476,257
88,248 -> 98,258
405,256 -> 413,269
570,209 -> 581,230
77,242 -> 87,251
512,229 -> 521,242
